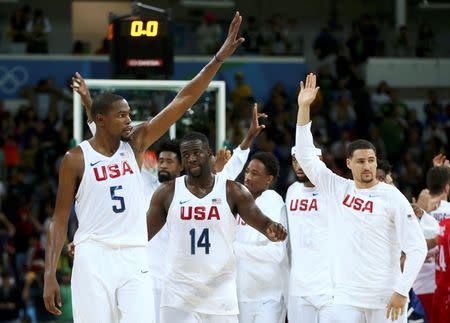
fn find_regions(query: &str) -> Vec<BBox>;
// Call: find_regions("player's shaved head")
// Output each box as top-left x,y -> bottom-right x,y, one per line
91,92 -> 125,116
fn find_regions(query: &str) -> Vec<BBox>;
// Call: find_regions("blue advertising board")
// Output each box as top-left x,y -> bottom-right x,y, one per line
0,55 -> 307,103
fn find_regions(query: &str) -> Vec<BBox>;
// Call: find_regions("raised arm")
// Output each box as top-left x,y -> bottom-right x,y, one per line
43,148 -> 83,315
295,73 -> 347,195
220,103 -> 266,179
131,12 -> 245,156
147,181 -> 175,240
71,72 -> 93,123
226,181 -> 286,241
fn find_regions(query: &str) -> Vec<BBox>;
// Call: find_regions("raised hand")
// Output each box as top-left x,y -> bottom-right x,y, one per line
213,149 -> 232,173
432,153 -> 450,168
71,72 -> 89,98
297,73 -> 320,108
215,12 -> 245,61
248,103 -> 267,138
265,221 -> 287,242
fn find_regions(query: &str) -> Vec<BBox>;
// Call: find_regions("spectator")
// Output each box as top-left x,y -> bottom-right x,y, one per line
57,268 -> 73,322
196,12 -> 222,54
26,9 -> 51,54
393,25 -> 413,57
0,271 -> 21,322
95,37 -> 109,55
313,26 -> 338,60
416,22 -> 435,57
242,16 -> 263,54
7,5 -> 31,53
231,72 -> 253,113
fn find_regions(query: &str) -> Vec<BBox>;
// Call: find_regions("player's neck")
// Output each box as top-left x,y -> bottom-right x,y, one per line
186,173 -> 215,188
430,192 -> 448,202
354,179 -> 379,189
90,133 -> 121,157
303,181 -> 314,188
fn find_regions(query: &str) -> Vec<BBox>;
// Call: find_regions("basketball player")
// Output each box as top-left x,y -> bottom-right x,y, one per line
147,132 -> 287,323
285,146 -> 333,323
74,74 -> 266,323
234,152 -> 288,323
43,11 -> 245,322
433,213 -> 450,323
145,105 -> 266,323
413,166 -> 450,321
376,159 -> 393,185
294,73 -> 427,323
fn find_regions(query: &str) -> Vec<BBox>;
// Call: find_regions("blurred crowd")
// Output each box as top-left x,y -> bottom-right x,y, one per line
3,4 -> 444,57
0,4 -> 449,323
0,72 -> 449,322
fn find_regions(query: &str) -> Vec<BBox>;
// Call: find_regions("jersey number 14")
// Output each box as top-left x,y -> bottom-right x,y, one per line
189,228 -> 211,254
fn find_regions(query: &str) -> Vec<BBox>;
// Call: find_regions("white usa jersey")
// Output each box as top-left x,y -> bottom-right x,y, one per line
296,123 -> 427,309
74,140 -> 148,247
285,182 -> 333,297
161,175 -> 238,315
234,190 -> 288,303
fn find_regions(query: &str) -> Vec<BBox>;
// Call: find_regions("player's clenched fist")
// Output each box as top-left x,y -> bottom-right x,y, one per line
265,221 -> 287,241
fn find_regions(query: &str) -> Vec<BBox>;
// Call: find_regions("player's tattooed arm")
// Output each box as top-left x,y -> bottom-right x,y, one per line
147,180 -> 175,240
226,180 -> 287,242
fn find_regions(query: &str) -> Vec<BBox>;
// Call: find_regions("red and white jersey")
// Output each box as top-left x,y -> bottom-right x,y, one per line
234,190 -> 288,303
430,200 -> 450,222
285,182 -> 333,297
161,175 -> 238,315
74,140 -> 147,247
436,217 -> 450,289
296,123 -> 427,309
413,212 -> 440,295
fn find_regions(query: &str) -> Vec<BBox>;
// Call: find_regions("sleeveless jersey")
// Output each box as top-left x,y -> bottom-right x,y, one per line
161,175 -> 238,315
74,140 -> 148,247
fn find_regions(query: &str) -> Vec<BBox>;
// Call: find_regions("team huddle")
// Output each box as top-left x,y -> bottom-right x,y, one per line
42,12 -> 450,323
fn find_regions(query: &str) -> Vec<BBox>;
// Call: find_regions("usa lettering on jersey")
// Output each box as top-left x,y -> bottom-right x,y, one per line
93,160 -> 134,181
289,198 -> 318,212
180,206 -> 221,220
342,194 -> 373,213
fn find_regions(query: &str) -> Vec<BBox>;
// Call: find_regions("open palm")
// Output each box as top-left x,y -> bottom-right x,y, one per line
297,73 -> 319,107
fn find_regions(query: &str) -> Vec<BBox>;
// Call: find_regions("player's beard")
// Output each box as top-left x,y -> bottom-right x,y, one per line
296,174 -> 310,183
360,172 -> 374,183
158,171 -> 173,183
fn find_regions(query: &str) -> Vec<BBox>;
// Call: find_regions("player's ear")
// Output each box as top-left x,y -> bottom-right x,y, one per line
96,113 -> 105,126
267,175 -> 274,186
346,158 -> 351,170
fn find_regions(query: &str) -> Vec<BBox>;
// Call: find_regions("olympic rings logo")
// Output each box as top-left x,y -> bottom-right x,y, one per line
0,66 -> 29,94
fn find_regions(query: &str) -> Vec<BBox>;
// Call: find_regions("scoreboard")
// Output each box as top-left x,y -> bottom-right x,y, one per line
109,11 -> 173,78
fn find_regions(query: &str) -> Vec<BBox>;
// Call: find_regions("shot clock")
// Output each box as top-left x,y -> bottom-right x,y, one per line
109,11 -> 173,78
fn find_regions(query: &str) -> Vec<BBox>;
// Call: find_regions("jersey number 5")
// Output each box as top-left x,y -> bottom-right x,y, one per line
110,185 -> 126,213
189,228 -> 211,254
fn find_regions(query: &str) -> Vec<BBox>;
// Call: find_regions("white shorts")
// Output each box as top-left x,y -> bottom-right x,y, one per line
330,304 -> 405,323
160,306 -> 238,323
238,299 -> 286,323
151,275 -> 163,323
288,294 -> 333,323
71,240 -> 154,323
